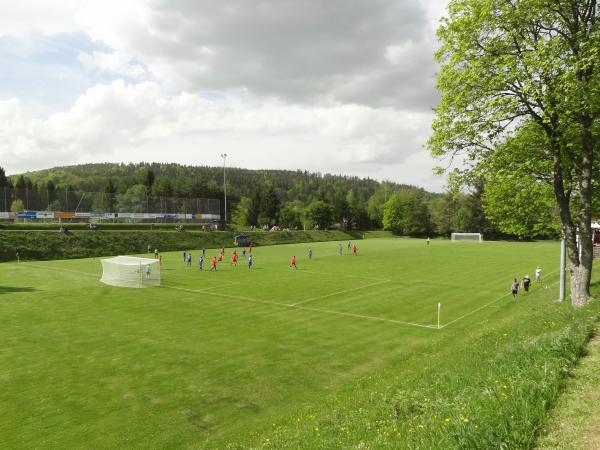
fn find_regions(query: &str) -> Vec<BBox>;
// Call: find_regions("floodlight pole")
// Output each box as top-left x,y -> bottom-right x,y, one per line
221,153 -> 228,227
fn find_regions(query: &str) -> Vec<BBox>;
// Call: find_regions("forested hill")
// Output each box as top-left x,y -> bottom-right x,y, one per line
4,163 -> 558,238
15,162 -> 433,207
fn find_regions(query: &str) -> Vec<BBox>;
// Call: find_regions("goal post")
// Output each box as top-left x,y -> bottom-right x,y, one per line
451,232 -> 483,242
100,256 -> 161,288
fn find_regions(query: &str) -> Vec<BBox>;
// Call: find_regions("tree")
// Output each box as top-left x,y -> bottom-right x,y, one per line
46,180 -> 57,208
0,166 -> 8,187
151,177 -> 172,213
10,199 -> 25,212
116,185 -> 148,213
347,190 -> 371,230
367,182 -> 396,227
103,179 -> 117,212
247,190 -> 261,226
382,190 -> 431,236
279,201 -> 304,229
231,196 -> 252,226
429,0 -> 600,305
260,182 -> 280,225
478,127 -> 560,238
304,201 -> 333,229
382,191 -> 412,234
14,175 -> 26,203
332,189 -> 351,228
143,168 -> 155,191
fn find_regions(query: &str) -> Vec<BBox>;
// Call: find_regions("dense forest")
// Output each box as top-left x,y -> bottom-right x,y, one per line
0,163 -> 559,239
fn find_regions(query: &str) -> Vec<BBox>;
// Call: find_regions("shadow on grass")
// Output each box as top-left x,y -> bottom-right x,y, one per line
0,286 -> 37,295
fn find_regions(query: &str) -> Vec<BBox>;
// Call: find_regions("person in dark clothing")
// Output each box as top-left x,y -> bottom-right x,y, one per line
522,275 -> 531,293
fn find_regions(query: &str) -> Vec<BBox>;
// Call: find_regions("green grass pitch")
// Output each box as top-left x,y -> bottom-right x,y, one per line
0,238 -> 562,448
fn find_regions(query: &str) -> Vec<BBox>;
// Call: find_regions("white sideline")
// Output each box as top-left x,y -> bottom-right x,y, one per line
22,263 -> 100,278
290,280 -> 391,306
159,284 -> 436,329
18,261 -> 562,331
290,304 -> 438,329
440,269 -> 560,329
298,270 -> 390,282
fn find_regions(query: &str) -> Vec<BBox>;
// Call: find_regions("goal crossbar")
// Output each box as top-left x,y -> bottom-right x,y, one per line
100,256 -> 161,288
451,232 -> 483,242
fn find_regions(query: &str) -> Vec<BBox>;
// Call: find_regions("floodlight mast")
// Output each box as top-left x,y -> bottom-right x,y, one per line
221,153 -> 227,228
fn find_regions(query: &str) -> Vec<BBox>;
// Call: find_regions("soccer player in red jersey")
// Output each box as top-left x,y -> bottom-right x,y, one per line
290,255 -> 297,269
210,256 -> 217,271
352,245 -> 358,256
231,250 -> 238,266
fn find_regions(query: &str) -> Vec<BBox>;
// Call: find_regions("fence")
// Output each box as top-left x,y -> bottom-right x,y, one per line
1,187 -> 221,218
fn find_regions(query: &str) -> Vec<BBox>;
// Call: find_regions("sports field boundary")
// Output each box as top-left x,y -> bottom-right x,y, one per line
290,279 -> 391,306
160,284 -> 439,329
14,261 -> 562,332
440,269 -> 561,329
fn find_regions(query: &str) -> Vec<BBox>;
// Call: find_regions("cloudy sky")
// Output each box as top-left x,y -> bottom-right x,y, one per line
0,0 -> 449,191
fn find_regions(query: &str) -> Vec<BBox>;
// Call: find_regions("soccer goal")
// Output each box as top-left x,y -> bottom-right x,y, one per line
100,256 -> 161,288
451,232 -> 483,242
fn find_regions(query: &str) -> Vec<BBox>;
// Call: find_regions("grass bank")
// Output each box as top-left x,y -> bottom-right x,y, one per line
0,229 -> 363,262
235,267 -> 600,449
536,294 -> 600,449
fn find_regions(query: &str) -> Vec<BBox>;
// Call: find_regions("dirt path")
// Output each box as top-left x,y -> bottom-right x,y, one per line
536,333 -> 600,449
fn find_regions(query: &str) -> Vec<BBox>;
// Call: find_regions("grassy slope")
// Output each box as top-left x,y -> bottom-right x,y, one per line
0,238 -> 598,449
536,307 -> 600,450
0,229 -> 361,262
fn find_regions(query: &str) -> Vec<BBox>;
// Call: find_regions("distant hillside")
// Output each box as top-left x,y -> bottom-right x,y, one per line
4,162 -> 449,231
16,162 -> 434,207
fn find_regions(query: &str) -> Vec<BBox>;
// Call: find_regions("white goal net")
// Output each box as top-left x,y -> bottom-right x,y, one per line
100,256 -> 161,288
451,232 -> 483,242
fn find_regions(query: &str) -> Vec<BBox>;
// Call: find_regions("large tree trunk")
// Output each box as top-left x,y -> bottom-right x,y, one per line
551,145 -> 593,307
571,114 -> 595,306
570,261 -> 592,307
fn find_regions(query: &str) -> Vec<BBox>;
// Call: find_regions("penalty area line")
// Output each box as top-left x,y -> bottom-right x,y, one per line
288,304 -> 438,329
440,268 -> 560,329
161,284 -> 435,330
294,269 -> 391,283
21,263 -> 100,278
290,279 -> 391,306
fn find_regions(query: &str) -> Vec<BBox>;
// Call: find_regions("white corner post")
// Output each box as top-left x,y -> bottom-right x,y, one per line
437,302 -> 441,329
559,238 -> 566,302
221,153 -> 227,227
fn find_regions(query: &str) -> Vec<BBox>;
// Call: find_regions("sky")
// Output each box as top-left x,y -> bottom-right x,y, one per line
0,0 -> 449,191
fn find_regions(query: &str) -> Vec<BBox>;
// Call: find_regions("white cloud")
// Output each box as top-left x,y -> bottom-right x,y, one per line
0,0 -> 451,191
78,51 -> 149,79
0,0 -> 82,37
73,0 -> 439,108
0,80 -> 443,189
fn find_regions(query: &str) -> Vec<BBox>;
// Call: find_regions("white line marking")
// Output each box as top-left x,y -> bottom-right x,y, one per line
290,280 -> 390,306
21,264 -> 99,278
162,282 -> 240,294
160,284 -> 434,329
293,269 -> 391,282
289,304 -> 438,329
440,269 -> 560,329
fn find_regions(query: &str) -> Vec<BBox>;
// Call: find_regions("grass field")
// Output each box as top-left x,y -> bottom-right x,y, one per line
1,238 -> 598,449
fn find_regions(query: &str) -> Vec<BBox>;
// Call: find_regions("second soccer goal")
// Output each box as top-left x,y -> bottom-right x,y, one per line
451,232 -> 483,242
